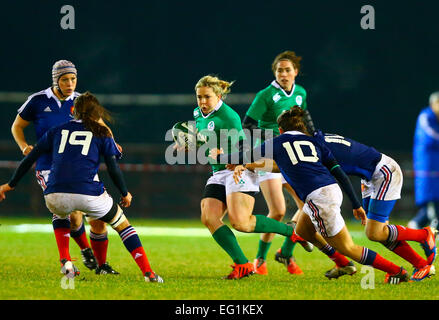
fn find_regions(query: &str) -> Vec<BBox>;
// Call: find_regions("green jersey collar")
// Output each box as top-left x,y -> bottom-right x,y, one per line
199,100 -> 223,118
271,80 -> 296,98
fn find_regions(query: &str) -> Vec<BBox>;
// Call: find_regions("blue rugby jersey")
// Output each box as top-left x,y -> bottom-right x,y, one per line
17,87 -> 80,171
36,120 -> 122,196
413,107 -> 439,206
316,132 -> 382,181
257,131 -> 338,201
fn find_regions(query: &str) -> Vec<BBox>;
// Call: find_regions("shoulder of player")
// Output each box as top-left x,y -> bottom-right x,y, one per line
18,89 -> 52,113
193,107 -> 201,119
25,88 -> 51,104
218,102 -> 241,121
256,84 -> 276,99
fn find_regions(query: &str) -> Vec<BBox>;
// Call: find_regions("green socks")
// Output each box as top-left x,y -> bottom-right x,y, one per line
212,225 -> 248,264
211,217 -> 294,264
280,237 -> 296,258
253,215 -> 293,237
256,239 -> 272,260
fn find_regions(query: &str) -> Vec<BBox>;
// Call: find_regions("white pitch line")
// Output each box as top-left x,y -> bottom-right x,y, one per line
1,224 -> 245,238
0,224 -> 366,239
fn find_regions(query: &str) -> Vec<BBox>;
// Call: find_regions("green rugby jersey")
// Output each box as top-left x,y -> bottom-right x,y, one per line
194,100 -> 245,173
246,80 -> 307,136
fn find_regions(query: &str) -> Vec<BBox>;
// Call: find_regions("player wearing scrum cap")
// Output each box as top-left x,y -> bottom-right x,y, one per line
2,92 -> 163,283
10,60 -> 119,275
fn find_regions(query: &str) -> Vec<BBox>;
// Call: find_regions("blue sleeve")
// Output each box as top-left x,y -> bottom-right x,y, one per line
316,138 -> 337,168
8,143 -> 47,188
17,96 -> 36,121
101,137 -> 122,160
104,155 -> 128,196
330,166 -> 362,209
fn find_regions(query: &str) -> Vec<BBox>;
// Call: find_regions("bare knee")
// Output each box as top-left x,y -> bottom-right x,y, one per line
200,199 -> 224,230
69,211 -> 83,230
201,210 -> 219,228
365,224 -> 388,242
230,219 -> 252,233
228,214 -> 253,233
333,241 -> 358,257
267,208 -> 285,221
89,219 -> 107,234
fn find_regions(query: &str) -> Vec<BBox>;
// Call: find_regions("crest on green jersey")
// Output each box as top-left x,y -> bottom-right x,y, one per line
295,96 -> 303,106
207,121 -> 215,131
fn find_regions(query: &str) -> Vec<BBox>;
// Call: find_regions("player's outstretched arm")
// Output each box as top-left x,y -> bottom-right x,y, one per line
328,164 -> 366,225
6,144 -> 45,194
104,155 -> 130,203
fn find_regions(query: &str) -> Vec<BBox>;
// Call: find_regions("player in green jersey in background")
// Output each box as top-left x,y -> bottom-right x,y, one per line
192,75 -> 299,279
242,51 -> 315,275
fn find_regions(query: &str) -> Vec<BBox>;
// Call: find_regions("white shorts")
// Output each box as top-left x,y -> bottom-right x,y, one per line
206,169 -> 259,195
361,154 -> 403,201
44,191 -> 114,221
302,184 -> 345,238
257,171 -> 287,184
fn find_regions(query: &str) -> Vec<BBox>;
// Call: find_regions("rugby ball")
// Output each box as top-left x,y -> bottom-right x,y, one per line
172,121 -> 200,150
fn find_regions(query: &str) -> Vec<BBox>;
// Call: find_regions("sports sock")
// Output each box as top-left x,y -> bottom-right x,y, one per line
383,240 -> 427,269
279,237 -> 296,258
253,215 -> 293,236
320,244 -> 350,267
387,224 -> 428,243
359,247 -> 400,275
70,220 -> 91,250
52,215 -> 71,262
118,225 -> 152,274
212,225 -> 248,264
256,239 -> 272,260
90,231 -> 109,267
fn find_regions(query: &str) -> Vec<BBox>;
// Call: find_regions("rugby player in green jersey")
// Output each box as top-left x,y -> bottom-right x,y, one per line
192,75 -> 298,279
242,51 -> 315,275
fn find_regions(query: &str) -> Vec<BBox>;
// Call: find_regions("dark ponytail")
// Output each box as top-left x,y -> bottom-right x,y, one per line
73,92 -> 113,137
277,106 -> 309,135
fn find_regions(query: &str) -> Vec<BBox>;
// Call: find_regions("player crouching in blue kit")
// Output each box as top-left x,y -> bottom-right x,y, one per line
217,106 -> 417,284
311,131 -> 437,281
0,92 -> 163,283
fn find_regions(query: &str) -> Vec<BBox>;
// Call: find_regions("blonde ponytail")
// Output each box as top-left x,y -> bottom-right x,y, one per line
195,75 -> 234,99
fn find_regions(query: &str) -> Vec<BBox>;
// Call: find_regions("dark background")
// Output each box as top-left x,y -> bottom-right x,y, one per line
0,0 -> 437,218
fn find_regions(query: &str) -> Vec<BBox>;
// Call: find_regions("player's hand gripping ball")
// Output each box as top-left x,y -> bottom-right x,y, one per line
171,121 -> 206,150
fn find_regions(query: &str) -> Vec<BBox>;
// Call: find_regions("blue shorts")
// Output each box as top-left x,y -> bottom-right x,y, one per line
363,197 -> 396,223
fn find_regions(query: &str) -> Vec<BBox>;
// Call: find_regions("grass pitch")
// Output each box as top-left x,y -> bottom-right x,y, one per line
0,217 -> 437,300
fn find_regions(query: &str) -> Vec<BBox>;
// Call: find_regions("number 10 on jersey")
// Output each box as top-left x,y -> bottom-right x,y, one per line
282,141 -> 319,165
